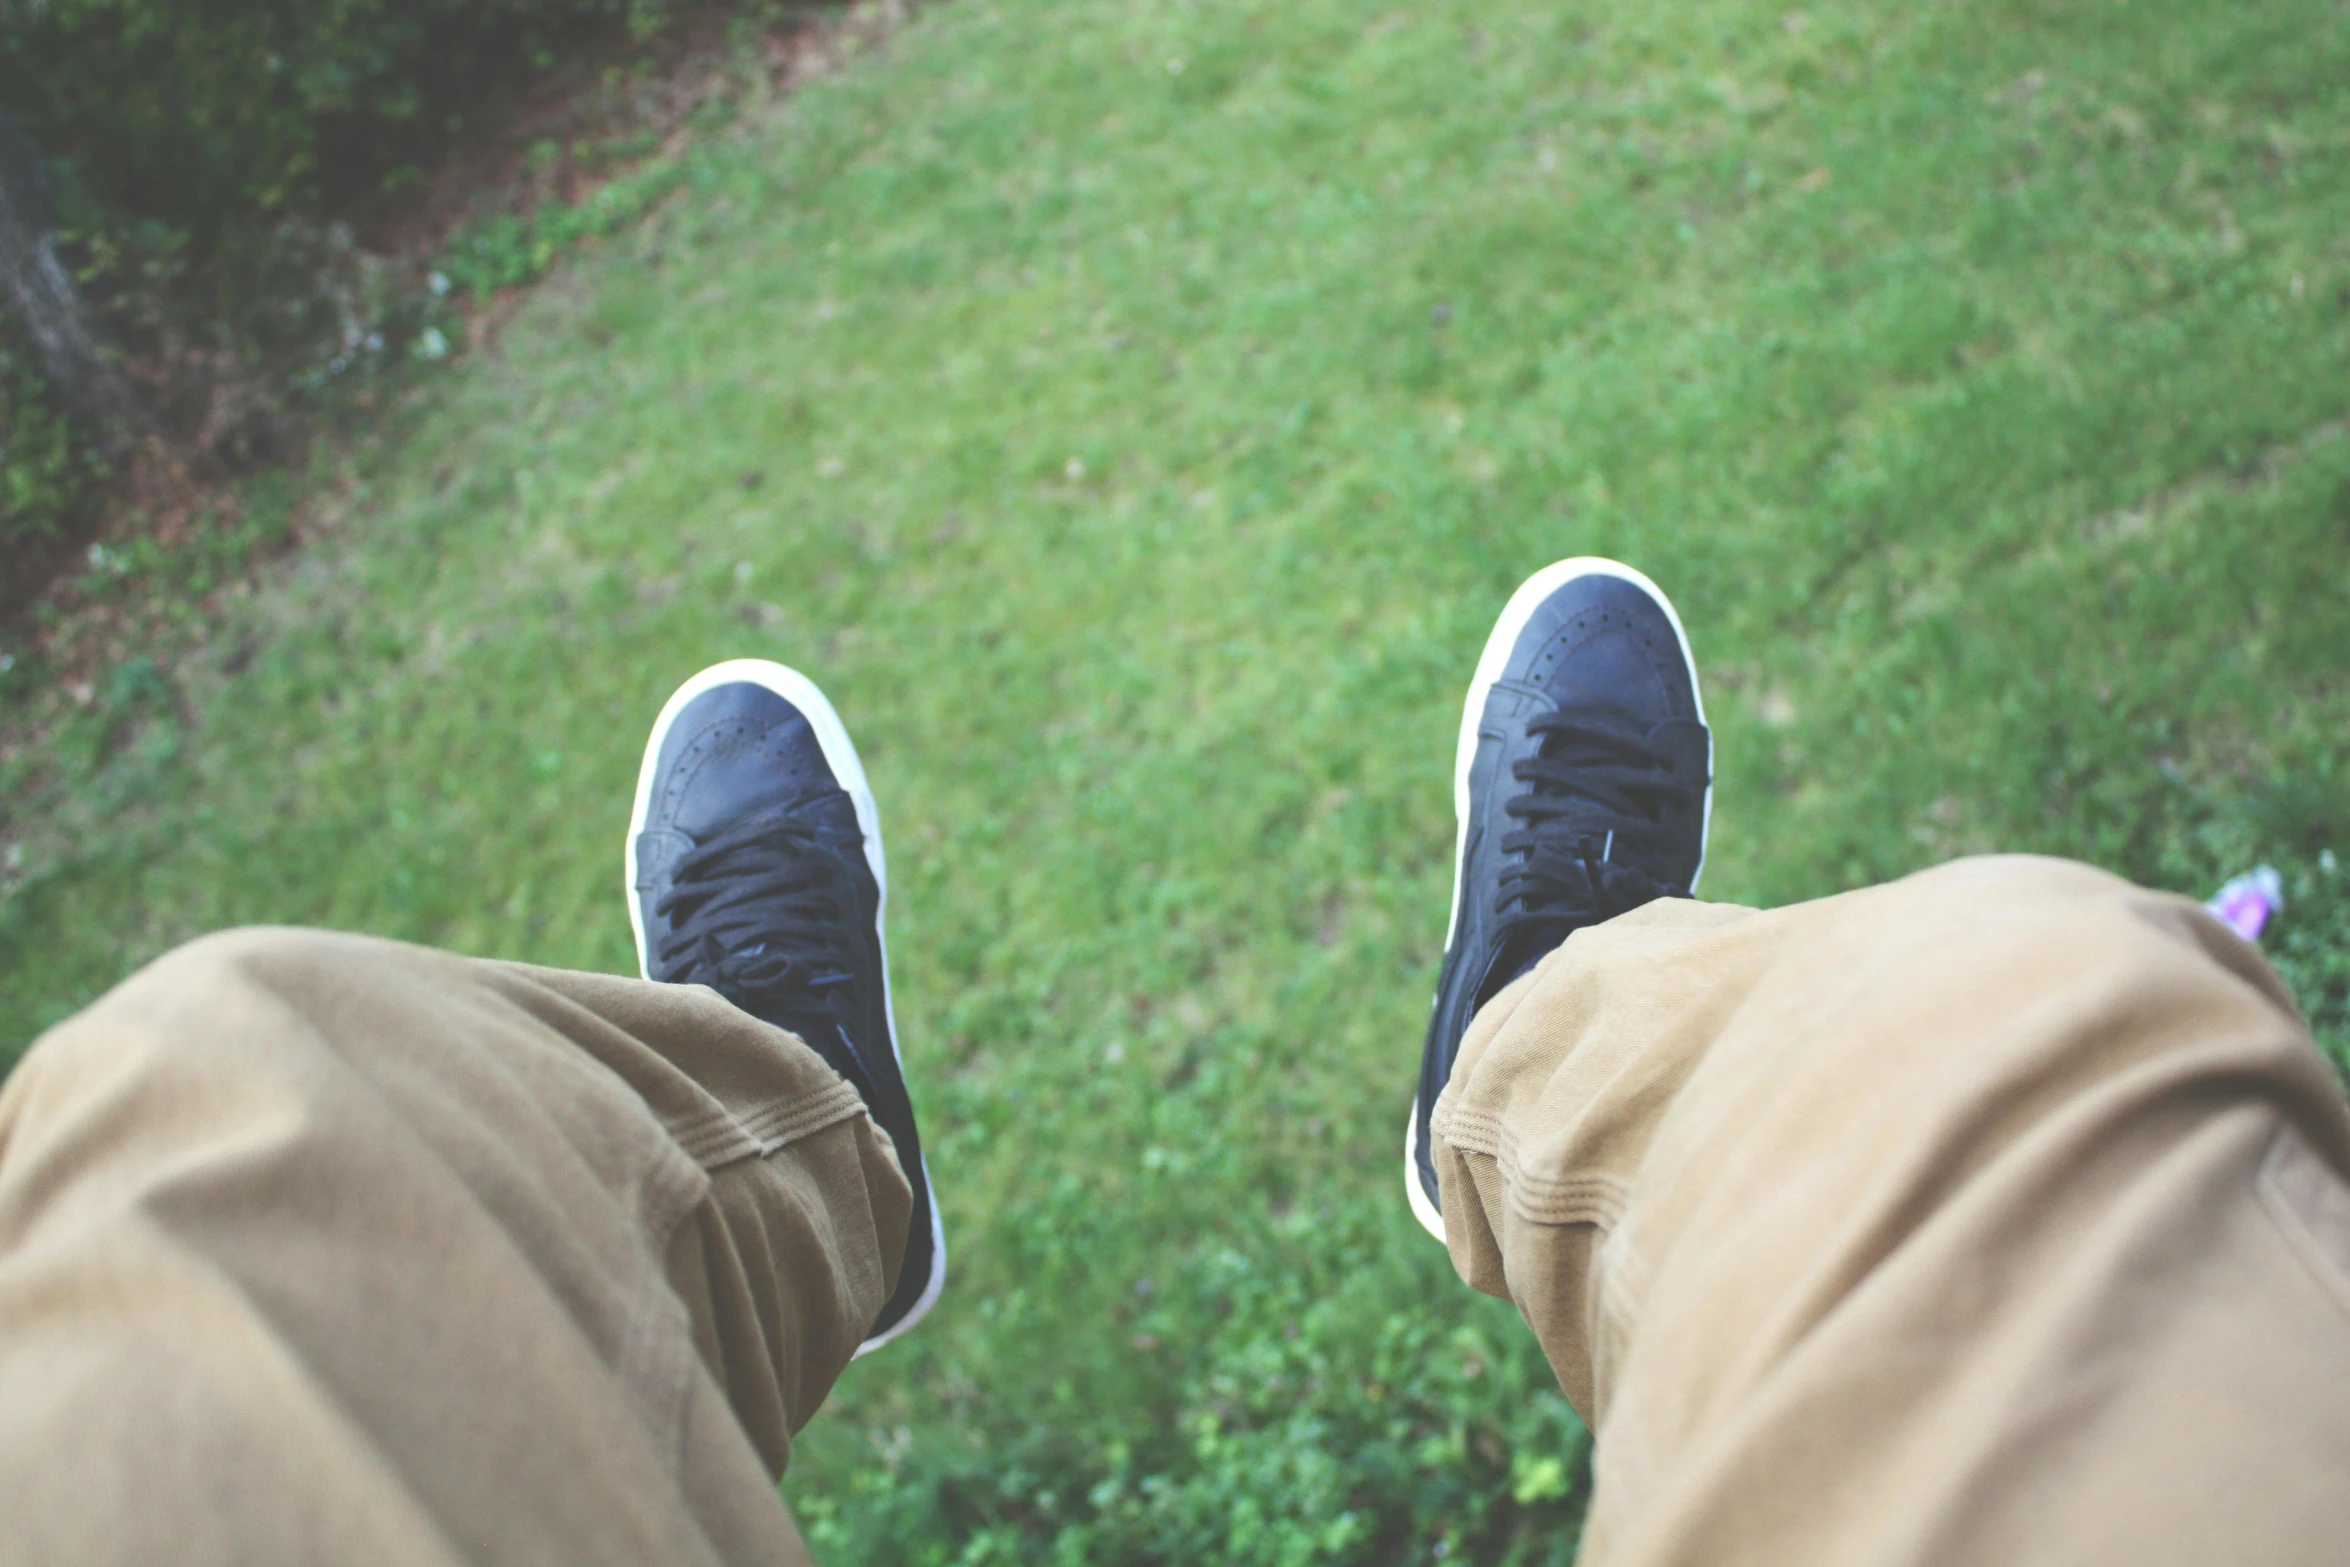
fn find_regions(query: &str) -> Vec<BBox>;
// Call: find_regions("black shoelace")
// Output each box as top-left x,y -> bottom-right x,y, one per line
653,800 -> 871,1083
1492,701 -> 1702,962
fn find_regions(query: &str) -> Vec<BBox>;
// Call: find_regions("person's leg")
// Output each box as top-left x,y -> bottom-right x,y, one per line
1413,562 -> 2350,1566
0,930 -> 901,1567
0,660 -> 938,1566
1439,859 -> 2350,1566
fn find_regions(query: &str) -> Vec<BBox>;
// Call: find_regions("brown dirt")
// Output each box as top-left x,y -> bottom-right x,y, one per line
0,0 -> 916,804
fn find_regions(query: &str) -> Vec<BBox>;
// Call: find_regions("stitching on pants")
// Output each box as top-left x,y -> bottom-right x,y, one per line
1438,1103 -> 1629,1226
1436,1101 -> 1509,1153
1509,1174 -> 1630,1227
736,1079 -> 867,1156
663,1079 -> 866,1171
664,1101 -> 759,1167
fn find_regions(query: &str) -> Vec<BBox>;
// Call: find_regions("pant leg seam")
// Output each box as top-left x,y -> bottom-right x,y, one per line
736,1080 -> 868,1158
1437,1103 -> 1629,1225
1505,1171 -> 1628,1226
664,1080 -> 867,1171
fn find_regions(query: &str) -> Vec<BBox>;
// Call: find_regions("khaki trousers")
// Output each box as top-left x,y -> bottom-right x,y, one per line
1434,855 -> 2350,1566
2,856 -> 2346,1564
0,929 -> 908,1567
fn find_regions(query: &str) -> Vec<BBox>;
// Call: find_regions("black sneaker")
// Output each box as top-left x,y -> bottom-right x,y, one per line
1407,561 -> 1712,1242
626,659 -> 943,1352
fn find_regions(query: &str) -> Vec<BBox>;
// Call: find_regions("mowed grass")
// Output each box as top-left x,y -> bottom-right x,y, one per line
7,0 -> 2350,1559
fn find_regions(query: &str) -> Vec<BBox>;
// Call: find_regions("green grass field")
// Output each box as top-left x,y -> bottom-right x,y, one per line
7,0 -> 2350,1559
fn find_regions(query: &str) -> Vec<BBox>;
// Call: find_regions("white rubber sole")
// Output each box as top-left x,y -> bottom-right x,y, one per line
625,658 -> 946,1355
1405,559 -> 1713,1244
1405,1092 -> 1448,1242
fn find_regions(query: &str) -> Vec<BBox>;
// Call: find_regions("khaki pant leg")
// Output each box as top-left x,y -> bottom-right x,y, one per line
0,927 -> 911,1567
1432,855 -> 2350,1567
